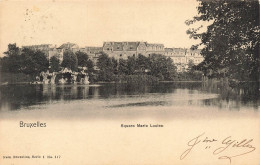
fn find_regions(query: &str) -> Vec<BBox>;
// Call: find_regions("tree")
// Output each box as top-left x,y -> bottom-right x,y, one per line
96,52 -> 115,81
61,50 -> 78,71
186,0 -> 259,81
111,57 -> 118,74
118,59 -> 128,75
149,54 -> 177,80
20,48 -> 49,75
1,43 -> 22,73
50,56 -> 61,72
136,54 -> 150,72
76,51 -> 89,67
86,59 -> 94,73
187,60 -> 195,73
76,50 -> 95,73
127,56 -> 137,75
165,57 -> 177,80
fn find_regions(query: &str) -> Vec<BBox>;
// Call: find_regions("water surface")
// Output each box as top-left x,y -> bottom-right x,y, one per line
0,82 -> 259,119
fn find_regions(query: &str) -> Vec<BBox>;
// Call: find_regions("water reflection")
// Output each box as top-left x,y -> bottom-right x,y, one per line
0,82 -> 259,111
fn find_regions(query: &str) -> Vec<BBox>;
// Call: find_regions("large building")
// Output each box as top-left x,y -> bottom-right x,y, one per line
103,41 -> 165,59
164,48 -> 203,72
22,41 -> 204,72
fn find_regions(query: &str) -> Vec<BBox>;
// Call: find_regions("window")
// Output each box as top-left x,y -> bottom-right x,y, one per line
120,54 -> 122,57
107,48 -> 110,51
117,47 -> 120,49
133,54 -> 135,57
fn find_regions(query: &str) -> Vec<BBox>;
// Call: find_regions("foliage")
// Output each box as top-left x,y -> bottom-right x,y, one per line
111,57 -> 118,74
76,51 -> 89,67
136,54 -> 150,72
186,0 -> 260,81
86,59 -> 94,73
149,54 -> 177,80
118,59 -> 128,75
187,60 -> 195,73
96,52 -> 115,81
50,56 -> 61,72
96,53 -> 177,82
0,72 -> 34,83
127,56 -> 137,75
0,43 -> 48,77
61,50 -> 78,71
20,48 -> 49,75
176,71 -> 203,81
1,44 -> 22,73
76,51 -> 94,73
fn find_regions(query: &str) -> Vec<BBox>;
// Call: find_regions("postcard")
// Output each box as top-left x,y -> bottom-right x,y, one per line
0,0 -> 259,165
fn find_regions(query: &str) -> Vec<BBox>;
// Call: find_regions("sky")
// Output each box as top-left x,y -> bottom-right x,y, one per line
0,0 -> 204,56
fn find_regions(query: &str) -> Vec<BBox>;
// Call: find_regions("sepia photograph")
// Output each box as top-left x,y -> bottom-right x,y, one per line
0,0 -> 259,164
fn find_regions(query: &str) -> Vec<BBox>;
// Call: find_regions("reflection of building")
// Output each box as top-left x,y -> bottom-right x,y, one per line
103,41 -> 165,60
164,48 -> 203,72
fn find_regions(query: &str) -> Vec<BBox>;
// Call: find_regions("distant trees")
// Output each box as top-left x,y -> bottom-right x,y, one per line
1,44 -> 22,73
136,54 -> 150,72
50,56 -> 61,72
187,60 -> 194,73
186,0 -> 259,81
96,52 -> 177,82
76,51 -> 89,67
1,44 -> 181,82
96,53 -> 115,81
61,50 -> 78,71
76,51 -> 94,72
0,44 -> 49,76
20,48 -> 49,75
127,56 -> 137,75
149,54 -> 177,80
118,59 -> 128,75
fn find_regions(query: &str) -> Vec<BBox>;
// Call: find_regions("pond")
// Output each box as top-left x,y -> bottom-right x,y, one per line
0,82 -> 259,119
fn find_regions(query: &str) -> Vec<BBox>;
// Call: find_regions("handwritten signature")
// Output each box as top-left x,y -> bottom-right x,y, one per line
180,133 -> 256,164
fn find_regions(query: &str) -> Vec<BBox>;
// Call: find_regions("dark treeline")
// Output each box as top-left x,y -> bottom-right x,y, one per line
0,43 -> 202,83
186,0 -> 259,82
96,52 -> 177,83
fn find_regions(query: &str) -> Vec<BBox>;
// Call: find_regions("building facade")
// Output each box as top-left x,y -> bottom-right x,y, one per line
164,48 -> 203,72
103,41 -> 165,60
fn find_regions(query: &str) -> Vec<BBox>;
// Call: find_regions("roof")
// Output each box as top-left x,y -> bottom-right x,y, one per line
112,42 -> 124,51
84,47 -> 103,53
146,43 -> 164,47
103,41 -> 164,51
125,42 -> 139,51
165,48 -> 173,52
22,44 -> 53,48
58,42 -> 79,49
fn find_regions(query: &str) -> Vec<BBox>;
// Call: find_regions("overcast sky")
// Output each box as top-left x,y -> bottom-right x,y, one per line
0,0 -> 204,56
